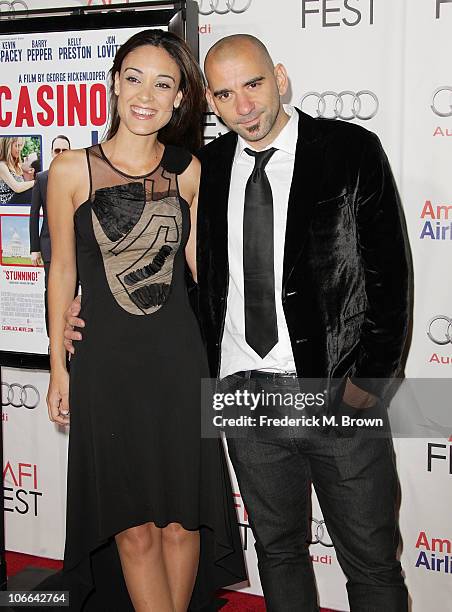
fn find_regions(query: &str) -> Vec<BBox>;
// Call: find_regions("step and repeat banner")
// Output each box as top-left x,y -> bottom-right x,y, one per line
1,366 -> 67,559
0,11 -> 146,353
1,1 -> 452,611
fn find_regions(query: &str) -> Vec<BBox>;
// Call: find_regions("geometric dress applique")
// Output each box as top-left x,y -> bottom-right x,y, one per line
90,159 -> 182,315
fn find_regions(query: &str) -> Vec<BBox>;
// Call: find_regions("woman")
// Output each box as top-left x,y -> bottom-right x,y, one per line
45,29 -> 246,611
0,137 -> 35,204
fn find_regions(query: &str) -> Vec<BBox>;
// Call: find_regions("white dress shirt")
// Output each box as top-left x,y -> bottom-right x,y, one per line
220,105 -> 299,379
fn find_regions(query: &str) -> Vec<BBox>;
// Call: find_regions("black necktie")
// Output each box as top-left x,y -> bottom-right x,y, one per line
243,147 -> 278,358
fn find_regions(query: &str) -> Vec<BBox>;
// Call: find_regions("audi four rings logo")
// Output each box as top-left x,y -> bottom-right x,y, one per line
427,316 -> 452,345
1,383 -> 40,409
0,0 -> 28,18
431,87 -> 452,118
309,518 -> 333,547
301,90 -> 379,121
196,0 -> 252,15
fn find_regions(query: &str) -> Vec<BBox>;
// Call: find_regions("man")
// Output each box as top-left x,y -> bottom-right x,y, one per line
30,134 -> 71,334
65,36 -> 410,611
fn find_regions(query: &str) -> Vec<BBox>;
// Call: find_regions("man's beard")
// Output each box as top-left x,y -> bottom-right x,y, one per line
237,110 -> 276,142
239,117 -> 266,140
245,123 -> 260,134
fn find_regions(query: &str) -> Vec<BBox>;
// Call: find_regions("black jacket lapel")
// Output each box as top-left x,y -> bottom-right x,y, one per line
198,130 -> 237,294
283,109 -> 323,287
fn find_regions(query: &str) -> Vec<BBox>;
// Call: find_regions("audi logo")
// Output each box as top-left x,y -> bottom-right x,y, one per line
1,383 -> 39,409
301,90 -> 379,121
0,0 -> 28,19
196,0 -> 252,15
308,518 -> 333,547
427,315 -> 452,345
431,86 -> 452,118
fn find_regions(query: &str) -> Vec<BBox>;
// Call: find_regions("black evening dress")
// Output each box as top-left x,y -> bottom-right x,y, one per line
38,144 -> 246,610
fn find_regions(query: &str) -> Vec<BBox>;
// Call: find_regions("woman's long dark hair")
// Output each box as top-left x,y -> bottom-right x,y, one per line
106,29 -> 205,152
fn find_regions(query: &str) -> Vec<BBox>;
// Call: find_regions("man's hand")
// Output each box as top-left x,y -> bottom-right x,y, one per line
30,251 -> 42,266
342,378 -> 377,410
63,295 -> 84,354
22,159 -> 35,181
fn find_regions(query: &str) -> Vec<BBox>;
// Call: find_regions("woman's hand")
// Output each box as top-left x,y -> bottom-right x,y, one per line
47,368 -> 70,426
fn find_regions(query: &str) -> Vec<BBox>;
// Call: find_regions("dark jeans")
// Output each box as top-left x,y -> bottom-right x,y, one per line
225,375 -> 408,612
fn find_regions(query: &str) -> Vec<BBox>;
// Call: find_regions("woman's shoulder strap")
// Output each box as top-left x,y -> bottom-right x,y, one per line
161,145 -> 192,175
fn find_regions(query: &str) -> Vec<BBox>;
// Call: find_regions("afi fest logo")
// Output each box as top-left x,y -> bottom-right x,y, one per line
3,460 -> 43,516
436,0 -> 452,18
301,90 -> 378,121
0,0 -> 27,19
301,0 -> 375,28
427,439 -> 452,474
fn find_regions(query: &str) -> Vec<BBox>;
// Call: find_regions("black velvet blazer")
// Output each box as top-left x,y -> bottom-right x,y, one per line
196,109 -> 411,399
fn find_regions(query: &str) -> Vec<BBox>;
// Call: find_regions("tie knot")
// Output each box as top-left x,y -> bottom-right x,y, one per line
244,147 -> 277,170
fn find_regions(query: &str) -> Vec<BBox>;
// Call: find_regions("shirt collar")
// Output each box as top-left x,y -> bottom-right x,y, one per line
235,104 -> 298,161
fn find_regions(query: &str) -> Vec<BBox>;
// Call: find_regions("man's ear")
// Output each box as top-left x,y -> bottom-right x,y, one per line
274,63 -> 289,97
205,88 -> 220,117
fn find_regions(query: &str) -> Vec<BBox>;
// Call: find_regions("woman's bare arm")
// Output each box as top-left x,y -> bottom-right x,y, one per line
0,162 -> 34,192
46,151 -> 80,425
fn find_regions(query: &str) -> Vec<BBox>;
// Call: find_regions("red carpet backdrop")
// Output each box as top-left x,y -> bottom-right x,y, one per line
1,2 -> 451,610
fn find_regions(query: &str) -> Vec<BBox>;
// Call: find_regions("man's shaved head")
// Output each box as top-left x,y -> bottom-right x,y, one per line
204,34 -> 274,79
204,34 -> 289,149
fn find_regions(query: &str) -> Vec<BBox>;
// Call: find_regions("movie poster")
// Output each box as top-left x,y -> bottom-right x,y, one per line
0,25 -> 152,354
